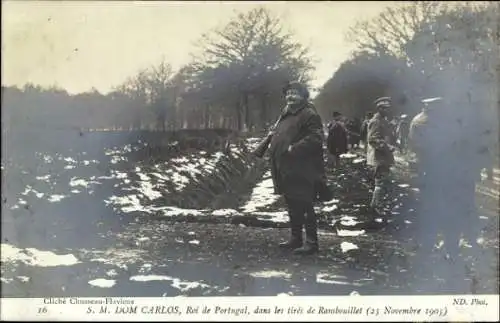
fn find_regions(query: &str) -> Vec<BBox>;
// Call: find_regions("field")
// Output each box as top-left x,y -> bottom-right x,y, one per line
1,128 -> 498,297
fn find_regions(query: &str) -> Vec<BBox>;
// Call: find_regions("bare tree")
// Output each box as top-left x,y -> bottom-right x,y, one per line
115,59 -> 177,131
115,69 -> 149,129
146,60 -> 175,131
193,6 -> 314,131
345,1 -> 450,57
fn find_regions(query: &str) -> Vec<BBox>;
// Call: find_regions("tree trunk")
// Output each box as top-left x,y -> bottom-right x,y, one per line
243,93 -> 250,131
236,100 -> 243,131
204,104 -> 210,129
260,93 -> 268,130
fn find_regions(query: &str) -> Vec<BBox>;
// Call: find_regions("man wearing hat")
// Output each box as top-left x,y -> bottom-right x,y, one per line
408,96 -> 481,287
267,81 -> 327,255
366,96 -> 396,216
408,97 -> 445,259
408,97 -> 442,165
326,111 -> 348,168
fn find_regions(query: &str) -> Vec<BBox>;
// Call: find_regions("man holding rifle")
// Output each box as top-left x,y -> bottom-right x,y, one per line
254,81 -> 326,255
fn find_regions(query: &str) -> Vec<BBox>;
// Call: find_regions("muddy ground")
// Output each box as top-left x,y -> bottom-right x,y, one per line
1,129 -> 498,297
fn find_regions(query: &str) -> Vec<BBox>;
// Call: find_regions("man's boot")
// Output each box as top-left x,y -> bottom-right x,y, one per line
293,239 -> 319,255
279,224 -> 303,249
293,210 -> 319,255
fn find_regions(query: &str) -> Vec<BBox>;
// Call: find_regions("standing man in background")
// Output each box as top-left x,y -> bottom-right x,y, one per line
408,97 -> 444,263
396,114 -> 410,154
366,97 -> 396,217
267,81 -> 326,255
408,96 -> 482,288
345,117 -> 361,151
326,111 -> 348,168
360,112 -> 373,153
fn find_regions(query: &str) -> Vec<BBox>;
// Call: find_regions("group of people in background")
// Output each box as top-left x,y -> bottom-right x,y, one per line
324,93 -> 496,271
261,80 -> 496,272
325,107 -> 412,159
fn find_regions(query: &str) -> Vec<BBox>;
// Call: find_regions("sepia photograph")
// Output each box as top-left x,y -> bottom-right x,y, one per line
1,0 -> 499,320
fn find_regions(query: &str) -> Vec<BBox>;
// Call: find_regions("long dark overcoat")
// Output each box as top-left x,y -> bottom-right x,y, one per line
268,103 -> 325,203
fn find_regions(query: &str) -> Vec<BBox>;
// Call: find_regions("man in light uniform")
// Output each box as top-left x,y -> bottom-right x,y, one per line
366,96 -> 396,216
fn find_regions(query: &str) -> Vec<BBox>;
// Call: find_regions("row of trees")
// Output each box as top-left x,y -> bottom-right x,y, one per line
3,7 -> 314,133
4,3 -> 498,136
314,1 -> 499,129
118,7 -> 315,131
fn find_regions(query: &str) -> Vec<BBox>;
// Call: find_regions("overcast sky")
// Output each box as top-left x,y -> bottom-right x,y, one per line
2,1 -> 395,95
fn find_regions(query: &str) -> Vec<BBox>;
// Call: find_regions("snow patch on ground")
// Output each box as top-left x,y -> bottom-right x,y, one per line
249,270 -> 292,279
156,206 -> 206,217
130,275 -> 172,282
47,195 -> 67,203
340,216 -> 360,227
212,209 -> 240,216
103,149 -> 226,214
17,276 -> 31,282
36,174 -> 51,182
317,273 -> 362,286
130,275 -> 211,292
241,171 -> 278,213
340,241 -> 359,253
254,211 -> 289,223
105,197 -> 206,216
353,158 -> 365,164
69,177 -> 101,188
321,204 -> 338,212
89,279 -> 116,288
1,244 -> 80,267
337,229 -> 365,237
170,278 -> 211,292
88,248 -> 146,270
323,198 -> 340,205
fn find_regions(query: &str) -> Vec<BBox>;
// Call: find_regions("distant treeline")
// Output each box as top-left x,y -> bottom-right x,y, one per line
2,3 -> 499,137
314,1 -> 499,131
2,7 -> 314,133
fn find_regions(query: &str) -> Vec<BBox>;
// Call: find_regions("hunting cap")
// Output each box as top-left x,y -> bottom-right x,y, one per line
283,81 -> 310,100
374,96 -> 392,109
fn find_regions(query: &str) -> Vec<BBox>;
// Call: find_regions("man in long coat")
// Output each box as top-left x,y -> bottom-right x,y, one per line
409,97 -> 482,264
268,81 -> 325,255
326,111 -> 348,168
366,96 -> 396,216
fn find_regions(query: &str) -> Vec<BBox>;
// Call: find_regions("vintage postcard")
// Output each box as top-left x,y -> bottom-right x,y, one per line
1,1 -> 499,321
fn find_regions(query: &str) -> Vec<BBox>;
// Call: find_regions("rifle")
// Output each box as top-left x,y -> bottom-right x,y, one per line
252,114 -> 284,158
